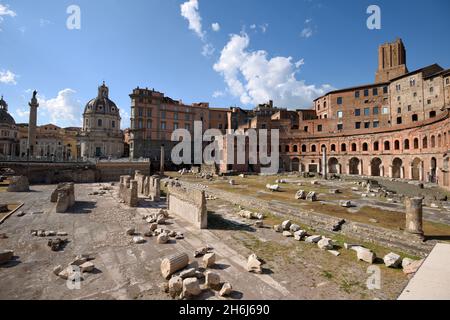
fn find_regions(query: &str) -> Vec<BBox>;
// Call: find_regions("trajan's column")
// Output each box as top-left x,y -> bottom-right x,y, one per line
28,90 -> 39,157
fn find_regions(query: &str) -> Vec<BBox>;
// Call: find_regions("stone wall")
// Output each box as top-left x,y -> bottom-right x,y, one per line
96,162 -> 150,182
133,171 -> 160,201
119,176 -> 138,207
167,184 -> 207,229
50,183 -> 75,213
6,176 -> 29,192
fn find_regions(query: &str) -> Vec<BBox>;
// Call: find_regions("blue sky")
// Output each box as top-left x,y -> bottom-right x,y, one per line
0,0 -> 449,128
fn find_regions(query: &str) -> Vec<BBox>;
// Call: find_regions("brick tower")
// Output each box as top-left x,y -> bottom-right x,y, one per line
375,38 -> 408,83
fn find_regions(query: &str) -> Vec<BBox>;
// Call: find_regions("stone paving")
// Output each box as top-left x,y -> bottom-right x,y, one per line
0,183 -> 293,300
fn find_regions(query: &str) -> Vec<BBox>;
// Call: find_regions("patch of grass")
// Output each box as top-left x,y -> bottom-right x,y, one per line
340,278 -> 363,294
322,270 -> 334,279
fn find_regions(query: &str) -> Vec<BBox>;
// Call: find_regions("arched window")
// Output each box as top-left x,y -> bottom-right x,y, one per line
438,134 -> 442,148
311,145 -> 317,153
293,145 -> 298,152
404,139 -> 410,150
351,143 -> 357,152
394,140 -> 400,150
384,141 -> 390,151
98,119 -> 103,127
373,141 -> 379,151
341,143 -> 347,152
331,144 -> 336,152
362,143 -> 368,151
423,137 -> 428,149
414,138 -> 419,149
301,145 -> 307,152
431,136 -> 436,148
285,145 -> 290,153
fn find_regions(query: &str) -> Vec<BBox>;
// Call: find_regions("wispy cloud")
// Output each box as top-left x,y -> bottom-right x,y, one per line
212,90 -> 225,98
0,3 -> 16,31
211,22 -> 220,32
39,18 -> 52,27
300,18 -> 315,39
0,70 -> 18,85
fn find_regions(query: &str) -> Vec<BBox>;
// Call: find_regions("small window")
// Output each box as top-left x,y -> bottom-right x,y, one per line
311,145 -> 317,152
407,105 -> 412,112
355,91 -> 360,98
397,117 -> 402,125
412,114 -> 418,122
337,111 -> 343,118
112,120 -> 115,128
383,86 -> 388,94
397,107 -> 402,114
355,122 -> 361,129
373,106 -> 379,115
430,87 -> 434,93
382,107 -> 389,114
364,122 -> 370,129
364,89 -> 369,97
351,143 -> 357,152
373,88 -> 378,96
98,119 -> 103,127
341,143 -> 347,152
331,144 -> 336,152
337,124 -> 343,130
384,141 -> 390,151
161,121 -> 166,130
355,109 -> 361,116
317,125 -> 323,132
363,143 -> 368,151
373,141 -> 379,151
427,99 -> 432,105
337,97 -> 343,105
304,126 -> 308,132
364,108 -> 370,116
430,111 -> 436,118
302,145 -> 307,152
373,121 -> 379,128
404,139 -> 410,150
396,84 -> 401,91
446,78 -> 450,85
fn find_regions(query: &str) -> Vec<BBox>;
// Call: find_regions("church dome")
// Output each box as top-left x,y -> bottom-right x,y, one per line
84,82 -> 120,116
0,96 -> 15,125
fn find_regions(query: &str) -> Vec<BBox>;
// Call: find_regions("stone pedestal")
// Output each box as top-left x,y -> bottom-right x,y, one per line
405,197 -> 424,238
321,147 -> 327,180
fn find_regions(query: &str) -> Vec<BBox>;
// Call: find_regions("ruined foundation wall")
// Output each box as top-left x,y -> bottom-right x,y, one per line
167,184 -> 207,229
119,176 -> 138,207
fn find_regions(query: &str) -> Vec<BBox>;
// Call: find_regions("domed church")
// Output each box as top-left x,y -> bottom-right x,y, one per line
80,82 -> 124,159
0,95 -> 19,157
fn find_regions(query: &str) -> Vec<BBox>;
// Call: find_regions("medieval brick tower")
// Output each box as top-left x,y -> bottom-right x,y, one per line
375,38 -> 408,83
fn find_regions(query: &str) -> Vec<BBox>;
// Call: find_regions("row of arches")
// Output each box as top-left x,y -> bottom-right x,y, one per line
289,156 -> 437,182
284,132 -> 447,154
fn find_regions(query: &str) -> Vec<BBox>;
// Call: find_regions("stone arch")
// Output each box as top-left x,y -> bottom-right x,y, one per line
392,158 -> 403,179
404,139 -> 410,150
349,157 -> 360,175
362,142 -> 369,152
430,157 -> 437,183
411,158 -> 422,181
291,157 -> 300,172
371,158 -> 382,176
328,157 -> 339,174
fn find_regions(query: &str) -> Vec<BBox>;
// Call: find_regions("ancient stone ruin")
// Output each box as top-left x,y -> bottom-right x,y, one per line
405,197 -> 424,238
6,176 -> 30,192
119,175 -> 138,207
50,183 -> 76,213
167,183 -> 207,229
134,171 -> 161,201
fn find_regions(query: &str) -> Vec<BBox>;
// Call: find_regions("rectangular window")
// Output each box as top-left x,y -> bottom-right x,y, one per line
138,119 -> 143,129
383,86 -> 388,94
355,109 -> 361,116
112,121 -> 115,128
364,122 -> 370,129
373,88 -> 378,96
373,121 -> 379,128
304,126 -> 308,132
408,105 -> 412,112
430,87 -> 434,93
337,97 -> 343,105
147,109 -> 152,117
174,112 -> 178,120
161,111 -> 166,119
382,107 -> 389,114
317,125 -> 323,132
364,108 -> 370,116
337,111 -> 343,118
138,107 -> 143,117
396,84 -> 401,91
355,91 -> 360,98
446,78 -> 450,85
373,106 -> 379,115
337,124 -> 343,130
364,89 -> 369,97
355,122 -> 361,129
147,120 -> 152,129
427,99 -> 432,105
161,121 -> 166,130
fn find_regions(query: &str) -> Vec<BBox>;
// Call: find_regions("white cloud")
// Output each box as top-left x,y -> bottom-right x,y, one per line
180,0 -> 204,40
37,89 -> 83,127
14,108 -> 29,119
0,4 -> 16,30
0,70 -> 18,84
120,109 -> 130,128
213,32 -> 333,109
212,90 -> 225,98
300,27 -> 313,38
259,23 -> 268,33
250,24 -> 256,30
202,43 -> 215,57
211,22 -> 220,32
